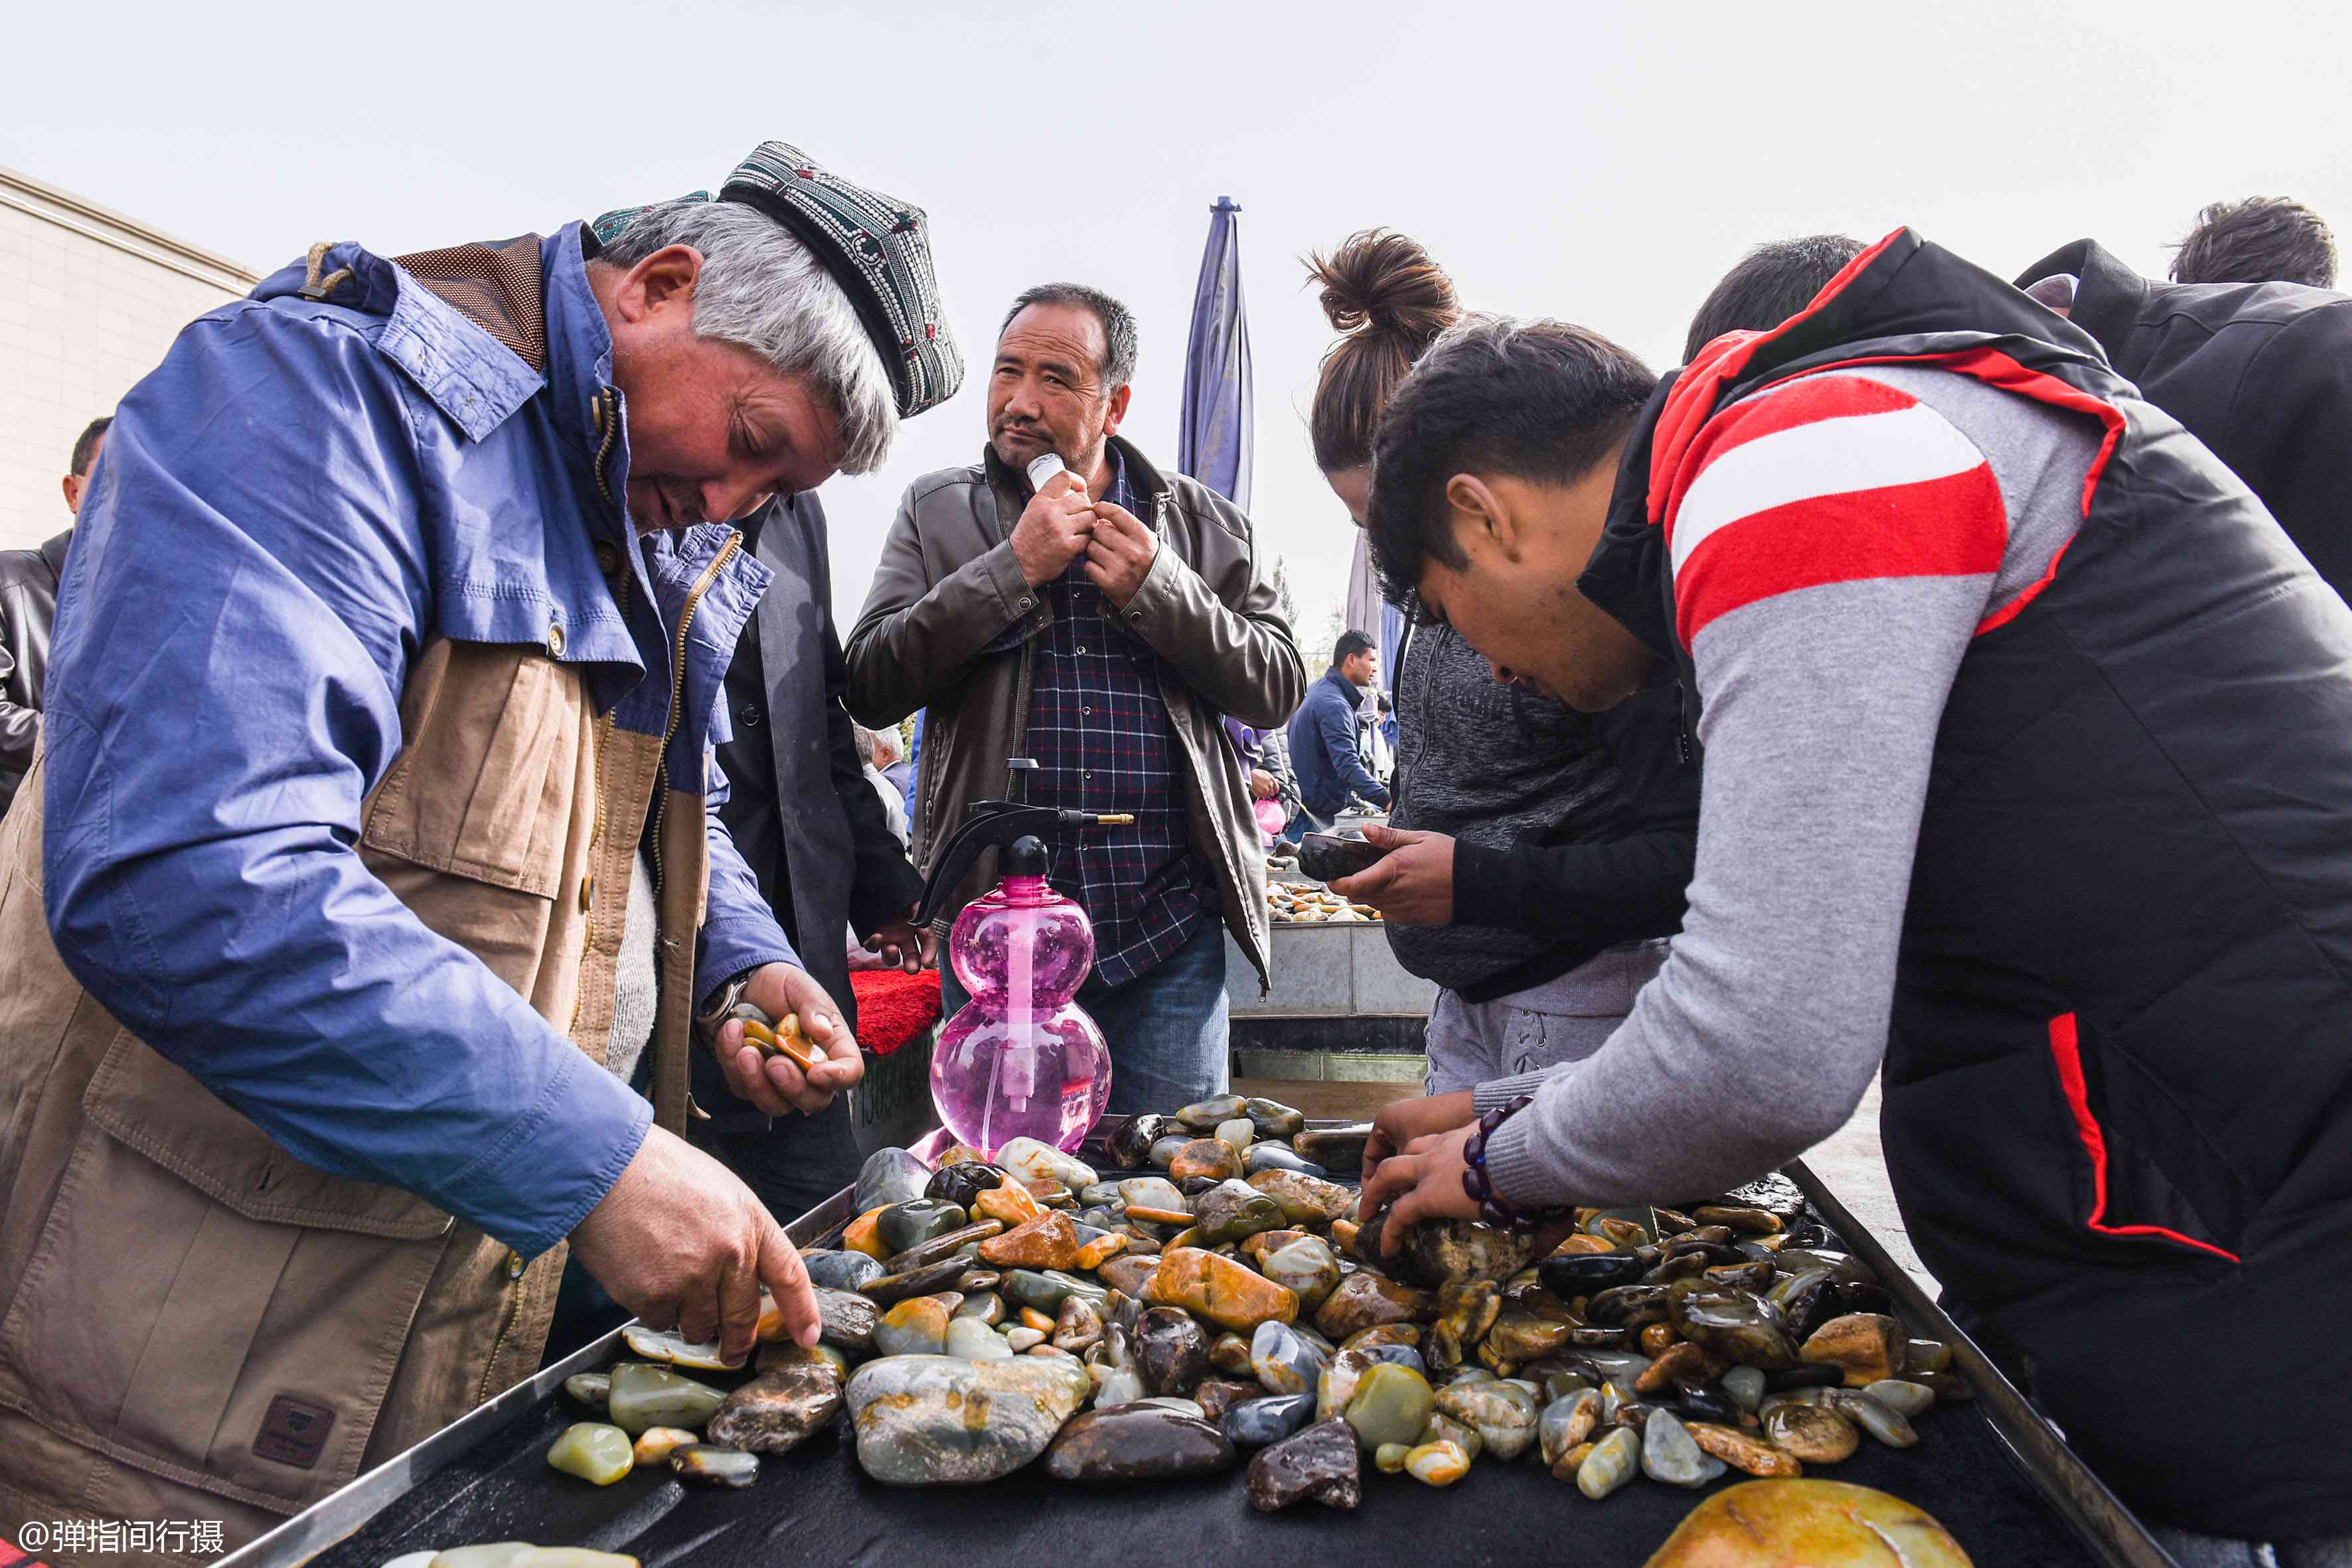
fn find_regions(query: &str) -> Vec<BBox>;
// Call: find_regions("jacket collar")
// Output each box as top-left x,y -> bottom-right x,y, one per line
980,432 -> 1169,519
2012,238 -> 2154,380
39,529 -> 70,584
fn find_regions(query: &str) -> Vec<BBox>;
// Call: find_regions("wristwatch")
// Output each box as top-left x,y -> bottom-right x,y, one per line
694,967 -> 762,1040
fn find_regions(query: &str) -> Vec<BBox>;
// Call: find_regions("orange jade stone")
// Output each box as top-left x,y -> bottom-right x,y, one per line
979,1210 -> 1083,1271
1553,1233 -> 1618,1257
1073,1233 -> 1129,1269
974,1184 -> 1042,1227
1241,1229 -> 1311,1265
1143,1246 -> 1299,1334
842,1207 -> 892,1261
1018,1306 -> 1057,1334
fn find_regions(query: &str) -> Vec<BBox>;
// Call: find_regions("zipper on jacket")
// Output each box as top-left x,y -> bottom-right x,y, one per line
649,530 -> 744,896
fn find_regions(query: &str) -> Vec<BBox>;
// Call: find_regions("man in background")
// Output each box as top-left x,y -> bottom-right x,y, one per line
0,416 -> 106,819
2017,234 -> 2352,595
1682,235 -> 1865,361
2171,195 -> 2337,288
848,281 -> 1302,1109
1287,629 -> 1390,840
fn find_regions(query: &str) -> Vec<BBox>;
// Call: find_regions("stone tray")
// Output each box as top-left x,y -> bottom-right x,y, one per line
222,1134 -> 2162,1568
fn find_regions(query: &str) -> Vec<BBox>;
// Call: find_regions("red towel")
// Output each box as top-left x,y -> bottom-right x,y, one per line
850,969 -> 942,1057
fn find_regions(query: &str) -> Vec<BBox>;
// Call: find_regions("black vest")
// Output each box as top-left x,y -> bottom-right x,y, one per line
1585,231 -> 2352,1539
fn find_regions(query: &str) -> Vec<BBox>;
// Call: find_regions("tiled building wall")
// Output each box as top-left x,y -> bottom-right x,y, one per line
0,177 -> 252,552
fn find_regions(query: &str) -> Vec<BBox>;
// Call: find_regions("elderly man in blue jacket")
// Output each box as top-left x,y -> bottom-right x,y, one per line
0,141 -> 960,1557
1284,627 -> 1391,840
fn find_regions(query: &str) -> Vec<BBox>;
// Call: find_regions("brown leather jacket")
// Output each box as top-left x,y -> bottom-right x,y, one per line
0,528 -> 69,818
844,438 -> 1302,990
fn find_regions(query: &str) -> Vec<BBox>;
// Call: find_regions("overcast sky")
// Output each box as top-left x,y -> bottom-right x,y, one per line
10,0 -> 2349,642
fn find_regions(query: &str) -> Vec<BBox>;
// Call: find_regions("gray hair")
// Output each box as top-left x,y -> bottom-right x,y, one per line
1002,282 -> 1138,390
600,198 -> 896,475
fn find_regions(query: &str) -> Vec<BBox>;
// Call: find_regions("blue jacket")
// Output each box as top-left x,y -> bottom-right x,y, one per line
40,224 -> 797,1256
1287,666 -> 1389,817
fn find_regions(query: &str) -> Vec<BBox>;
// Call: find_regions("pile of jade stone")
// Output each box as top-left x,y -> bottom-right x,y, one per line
552,1099 -> 1964,1514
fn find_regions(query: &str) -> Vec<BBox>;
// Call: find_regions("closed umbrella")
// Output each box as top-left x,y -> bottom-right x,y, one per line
1177,196 -> 1253,508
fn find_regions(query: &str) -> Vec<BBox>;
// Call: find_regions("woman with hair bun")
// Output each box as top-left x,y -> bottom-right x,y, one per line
1299,230 -> 1701,1115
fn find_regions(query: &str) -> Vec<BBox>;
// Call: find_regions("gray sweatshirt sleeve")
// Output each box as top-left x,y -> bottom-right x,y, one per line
1479,366 -> 2095,1208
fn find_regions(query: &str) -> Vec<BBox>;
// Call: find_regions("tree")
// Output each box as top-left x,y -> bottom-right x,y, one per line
1271,554 -> 1300,633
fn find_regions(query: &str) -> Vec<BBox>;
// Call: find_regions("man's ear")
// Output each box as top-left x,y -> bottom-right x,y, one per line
1100,382 -> 1133,441
614,244 -> 705,325
1442,473 -> 1518,562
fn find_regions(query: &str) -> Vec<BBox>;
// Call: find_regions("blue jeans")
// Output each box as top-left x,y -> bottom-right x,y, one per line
941,918 -> 1231,1115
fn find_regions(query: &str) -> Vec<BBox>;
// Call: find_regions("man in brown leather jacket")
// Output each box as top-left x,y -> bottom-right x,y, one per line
846,284 -> 1303,1111
0,417 -> 104,819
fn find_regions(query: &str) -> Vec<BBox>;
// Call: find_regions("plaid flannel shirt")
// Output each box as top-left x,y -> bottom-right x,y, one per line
1022,448 -> 1213,984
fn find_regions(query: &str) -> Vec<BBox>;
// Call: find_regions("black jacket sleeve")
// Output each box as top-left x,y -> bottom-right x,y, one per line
825,607 -> 926,941
1451,829 -> 1695,947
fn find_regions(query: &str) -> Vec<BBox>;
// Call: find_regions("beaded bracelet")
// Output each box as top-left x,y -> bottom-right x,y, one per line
1461,1094 -> 1552,1233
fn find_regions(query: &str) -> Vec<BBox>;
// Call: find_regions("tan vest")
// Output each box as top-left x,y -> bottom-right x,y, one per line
0,611 -> 728,1561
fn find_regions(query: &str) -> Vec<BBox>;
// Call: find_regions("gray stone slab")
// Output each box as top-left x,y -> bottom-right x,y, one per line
1351,926 -> 1441,1015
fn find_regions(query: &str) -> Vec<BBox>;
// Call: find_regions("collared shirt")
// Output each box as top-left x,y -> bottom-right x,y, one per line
1023,448 -> 1211,986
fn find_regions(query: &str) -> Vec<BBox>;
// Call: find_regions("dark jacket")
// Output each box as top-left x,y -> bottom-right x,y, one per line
700,493 -> 925,1181
1289,666 -> 1388,816
0,528 -> 69,817
1585,228 -> 2352,1539
2017,239 -> 2352,595
1393,621 -> 1696,1001
846,435 -> 1302,990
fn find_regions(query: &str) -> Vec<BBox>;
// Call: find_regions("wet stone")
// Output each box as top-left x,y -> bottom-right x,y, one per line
1108,1113 -> 1177,1169
1005,1326 -> 1046,1352
1763,1401 -> 1859,1464
1117,1176 -> 1188,1214
1541,1387 -> 1603,1466
1192,1179 -> 1287,1243
1686,1421 -> 1802,1478
547,1422 -> 633,1484
606,1364 -> 726,1435
954,1291 -> 1006,1327
876,1198 -> 969,1257
1341,1324 -> 1423,1356
803,1249 -> 886,1293
1243,1097 -> 1307,1140
1247,1418 -> 1362,1512
1577,1425 -> 1640,1500
1002,1269 -> 1105,1314
860,1257 -> 972,1308
632,1425 -> 698,1466
1315,1271 -> 1433,1340
1405,1438 -> 1470,1486
1343,1362 -> 1435,1451
1723,1364 -> 1768,1413
855,1147 -> 933,1212
671,1444 -> 760,1488
1907,1338 -> 1952,1375
927,1160 -> 1008,1209
974,1183 -> 1042,1227
1136,1306 -> 1211,1395
1175,1093 -> 1248,1131
1170,1138 -> 1243,1183
1044,1403 -> 1235,1484
1249,1169 -> 1358,1227
882,1219 -> 1004,1277
1194,1377 -> 1260,1423
946,1316 -> 1015,1362
1223,1391 -> 1317,1449
846,1354 -> 1093,1486
876,1297 -> 951,1358
1148,1135 -> 1192,1170
979,1210 -> 1084,1271
706,1366 -> 842,1454
1433,1378 -> 1539,1460
1215,1117 -> 1257,1152
1244,1142 -> 1328,1178
1800,1313 -> 1905,1387
1292,1123 -> 1372,1176
1250,1319 -> 1328,1397
758,1341 -> 852,1381
1096,1255 -> 1161,1299
1210,1332 -> 1255,1377
1642,1408 -> 1727,1487
1144,1246 -> 1300,1333
1830,1389 -> 1919,1448
994,1137 -> 1097,1194
1865,1378 -> 1935,1418
1053,1293 -> 1105,1354
1374,1440 -> 1412,1474
1671,1289 -> 1799,1369
562,1373 -> 609,1411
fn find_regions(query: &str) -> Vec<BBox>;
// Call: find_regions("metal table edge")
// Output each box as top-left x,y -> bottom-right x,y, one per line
1784,1157 -> 2178,1568
216,1190 -> 862,1568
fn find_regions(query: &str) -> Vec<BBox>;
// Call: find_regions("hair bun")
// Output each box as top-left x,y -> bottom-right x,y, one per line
1308,229 -> 1459,352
